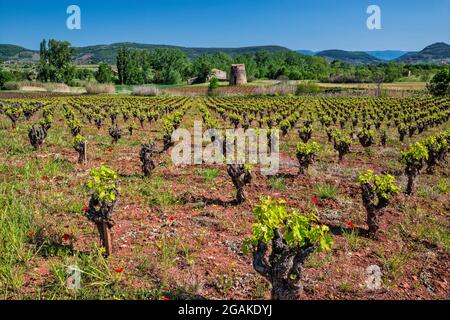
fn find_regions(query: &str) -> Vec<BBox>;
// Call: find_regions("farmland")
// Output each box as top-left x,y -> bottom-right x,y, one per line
0,93 -> 448,300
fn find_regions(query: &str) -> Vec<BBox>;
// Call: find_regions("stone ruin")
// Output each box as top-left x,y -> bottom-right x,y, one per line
229,64 -> 247,85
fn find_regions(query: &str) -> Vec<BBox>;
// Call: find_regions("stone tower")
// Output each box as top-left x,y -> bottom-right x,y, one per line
229,64 -> 247,85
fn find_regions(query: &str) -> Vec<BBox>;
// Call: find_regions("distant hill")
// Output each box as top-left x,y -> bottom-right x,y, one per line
72,43 -> 291,64
396,42 -> 450,65
296,50 -> 316,56
297,49 -> 408,63
0,43 -> 291,64
316,50 -> 383,65
366,50 -> 409,61
2,42 -> 449,65
0,44 -> 39,63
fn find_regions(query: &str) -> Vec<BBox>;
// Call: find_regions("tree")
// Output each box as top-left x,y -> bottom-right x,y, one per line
76,68 -> 94,81
427,67 -> 450,96
116,46 -> 128,85
151,48 -> 190,84
95,63 -> 114,83
192,54 -> 214,83
208,77 -> 219,96
37,39 -> 75,83
0,68 -> 14,89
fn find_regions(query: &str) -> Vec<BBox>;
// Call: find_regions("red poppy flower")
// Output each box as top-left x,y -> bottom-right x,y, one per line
42,175 -> 49,180
313,197 -> 319,204
63,233 -> 70,241
168,216 -> 175,222
347,221 -> 355,230
115,268 -> 124,273
82,205 -> 89,213
107,148 -> 113,153
27,230 -> 34,238
161,297 -> 169,301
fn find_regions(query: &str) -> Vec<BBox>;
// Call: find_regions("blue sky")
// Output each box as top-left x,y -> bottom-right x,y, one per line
0,0 -> 449,51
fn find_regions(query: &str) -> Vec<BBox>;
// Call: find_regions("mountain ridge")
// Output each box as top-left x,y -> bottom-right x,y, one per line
315,50 -> 384,65
395,42 -> 450,64
1,42 -> 449,65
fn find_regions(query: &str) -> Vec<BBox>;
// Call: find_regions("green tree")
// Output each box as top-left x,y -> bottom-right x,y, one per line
151,48 -> 190,84
116,46 -> 129,85
37,39 -> 75,83
192,54 -> 214,82
427,67 -> 450,96
95,63 -> 114,83
76,68 -> 95,81
0,68 -> 14,89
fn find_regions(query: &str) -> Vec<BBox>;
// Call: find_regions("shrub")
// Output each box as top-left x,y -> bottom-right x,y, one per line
423,134 -> 448,173
209,77 -> 219,90
357,170 -> 398,237
296,141 -> 320,174
427,67 -> 450,97
3,82 -> 20,90
332,130 -> 352,162
296,81 -> 320,95
132,85 -> 161,96
243,198 -> 332,300
357,128 -> 375,148
85,82 -> 116,94
401,142 -> 429,195
128,123 -> 138,136
95,63 -> 114,84
254,83 -> 297,96
67,118 -> 82,136
85,165 -> 120,256
298,126 -> 313,143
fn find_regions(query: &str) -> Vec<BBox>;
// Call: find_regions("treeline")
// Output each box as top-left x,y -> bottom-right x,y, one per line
0,39 -> 445,89
114,45 -> 441,85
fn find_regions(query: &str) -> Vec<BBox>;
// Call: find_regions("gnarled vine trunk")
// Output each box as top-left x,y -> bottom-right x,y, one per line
227,164 -> 252,204
361,183 -> 389,237
75,141 -> 87,164
28,125 -> 48,150
140,143 -> 156,177
86,181 -> 120,257
253,232 -> 315,300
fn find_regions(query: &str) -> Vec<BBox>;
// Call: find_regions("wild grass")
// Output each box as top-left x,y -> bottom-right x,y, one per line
132,85 -> 161,96
0,179 -> 35,297
400,207 -> 450,251
268,176 -> 287,191
377,247 -> 412,283
85,83 -> 116,94
342,228 -> 364,251
315,183 -> 338,199
199,168 -> 220,183
3,81 -> 71,92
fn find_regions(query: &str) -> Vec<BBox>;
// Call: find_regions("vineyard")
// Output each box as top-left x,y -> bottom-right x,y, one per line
0,94 -> 449,300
